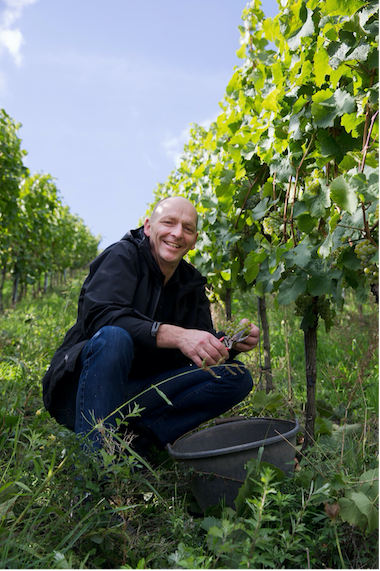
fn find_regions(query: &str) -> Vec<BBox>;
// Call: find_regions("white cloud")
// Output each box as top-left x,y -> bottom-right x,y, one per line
0,0 -> 39,65
162,126 -> 191,167
162,116 -> 216,168
0,28 -> 23,64
0,67 -> 7,91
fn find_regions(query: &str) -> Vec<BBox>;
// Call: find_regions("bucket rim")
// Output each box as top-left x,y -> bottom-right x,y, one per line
167,417 -> 300,460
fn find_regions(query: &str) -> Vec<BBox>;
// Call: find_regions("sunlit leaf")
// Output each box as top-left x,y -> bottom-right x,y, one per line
330,176 -> 358,214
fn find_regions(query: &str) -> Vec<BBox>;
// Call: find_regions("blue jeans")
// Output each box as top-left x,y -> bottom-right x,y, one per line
55,325 -> 253,449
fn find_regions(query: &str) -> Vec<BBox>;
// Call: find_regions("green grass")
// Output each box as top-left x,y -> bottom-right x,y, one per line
0,277 -> 378,568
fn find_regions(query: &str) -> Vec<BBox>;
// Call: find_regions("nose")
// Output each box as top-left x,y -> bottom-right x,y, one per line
171,223 -> 183,238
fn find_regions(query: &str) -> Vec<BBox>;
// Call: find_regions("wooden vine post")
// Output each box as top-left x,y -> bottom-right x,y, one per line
225,288 -> 232,321
258,295 -> 273,393
302,306 -> 319,451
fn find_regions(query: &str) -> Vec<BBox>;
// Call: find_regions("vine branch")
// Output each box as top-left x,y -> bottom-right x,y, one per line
360,109 -> 378,173
235,165 -> 267,229
361,201 -> 378,248
285,135 -> 315,246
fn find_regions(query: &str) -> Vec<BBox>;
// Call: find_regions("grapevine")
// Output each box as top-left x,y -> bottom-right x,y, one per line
148,0 -> 378,454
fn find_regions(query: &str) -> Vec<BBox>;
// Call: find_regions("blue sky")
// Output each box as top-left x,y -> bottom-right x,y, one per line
0,0 -> 280,249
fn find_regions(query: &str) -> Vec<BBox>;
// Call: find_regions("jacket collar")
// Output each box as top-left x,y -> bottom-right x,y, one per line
122,226 -> 206,292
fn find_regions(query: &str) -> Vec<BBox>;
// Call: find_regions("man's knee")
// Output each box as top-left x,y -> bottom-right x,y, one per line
80,326 -> 134,373
241,366 -> 254,398
91,326 -> 134,354
221,362 -> 253,402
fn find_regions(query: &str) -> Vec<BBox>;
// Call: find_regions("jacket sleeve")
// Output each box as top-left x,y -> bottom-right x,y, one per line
194,286 -> 216,333
80,241 -> 157,348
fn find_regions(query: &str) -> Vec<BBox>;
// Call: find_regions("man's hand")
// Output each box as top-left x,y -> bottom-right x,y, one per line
232,318 -> 260,353
179,329 -> 230,368
156,324 -> 229,368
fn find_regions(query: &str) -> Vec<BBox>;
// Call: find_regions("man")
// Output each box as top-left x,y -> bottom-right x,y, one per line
42,196 -> 260,453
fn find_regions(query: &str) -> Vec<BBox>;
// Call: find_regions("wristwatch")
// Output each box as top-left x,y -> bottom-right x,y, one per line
151,321 -> 161,337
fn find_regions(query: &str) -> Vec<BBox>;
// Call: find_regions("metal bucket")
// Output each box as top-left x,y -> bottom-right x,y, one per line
167,416 -> 299,511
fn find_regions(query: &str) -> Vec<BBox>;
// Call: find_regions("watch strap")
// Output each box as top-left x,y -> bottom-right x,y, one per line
151,321 -> 161,337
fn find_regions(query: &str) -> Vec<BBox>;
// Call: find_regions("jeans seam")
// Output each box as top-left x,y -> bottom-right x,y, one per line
77,339 -> 92,433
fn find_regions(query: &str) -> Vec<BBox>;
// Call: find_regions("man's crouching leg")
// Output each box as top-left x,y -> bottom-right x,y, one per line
74,325 -> 134,449
130,360 -> 253,450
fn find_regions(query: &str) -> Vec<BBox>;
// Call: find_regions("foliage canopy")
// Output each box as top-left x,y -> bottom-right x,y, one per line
151,0 -> 379,328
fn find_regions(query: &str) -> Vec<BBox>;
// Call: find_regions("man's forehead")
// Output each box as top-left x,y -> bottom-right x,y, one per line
155,200 -> 197,223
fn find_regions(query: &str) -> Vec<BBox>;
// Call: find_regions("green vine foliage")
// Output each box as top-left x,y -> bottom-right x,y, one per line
151,0 -> 379,329
0,111 -> 27,274
0,110 -> 100,305
14,174 -> 100,280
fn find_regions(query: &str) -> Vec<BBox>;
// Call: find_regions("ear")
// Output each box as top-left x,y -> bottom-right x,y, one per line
143,217 -> 151,237
189,232 -> 198,250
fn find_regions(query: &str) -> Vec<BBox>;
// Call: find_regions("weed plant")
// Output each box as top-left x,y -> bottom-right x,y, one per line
0,277 -> 378,568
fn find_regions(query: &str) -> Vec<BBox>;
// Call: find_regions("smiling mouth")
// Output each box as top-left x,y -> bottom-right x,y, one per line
164,241 -> 181,249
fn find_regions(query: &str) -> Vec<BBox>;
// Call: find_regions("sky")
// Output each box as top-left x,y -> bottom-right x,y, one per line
0,0 -> 280,249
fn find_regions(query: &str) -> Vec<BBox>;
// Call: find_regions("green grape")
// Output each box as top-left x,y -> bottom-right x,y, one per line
294,293 -> 313,317
354,239 -> 378,281
305,169 -> 323,195
316,297 -> 336,331
331,245 -> 345,262
263,213 -> 282,236
311,168 -> 321,179
307,179 -> 321,194
222,319 -> 251,346
317,298 -> 330,320
245,193 -> 261,210
263,217 -> 274,235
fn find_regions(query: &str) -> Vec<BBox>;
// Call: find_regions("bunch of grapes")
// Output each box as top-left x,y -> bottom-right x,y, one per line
294,293 -> 313,317
244,193 -> 261,210
368,202 -> 380,235
306,169 -> 323,195
263,213 -> 283,236
222,320 -> 251,348
316,297 -> 336,331
354,239 -> 379,282
223,320 -> 251,338
331,245 -> 345,263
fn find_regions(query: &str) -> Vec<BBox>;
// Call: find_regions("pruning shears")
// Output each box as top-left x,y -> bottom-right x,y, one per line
221,328 -> 251,350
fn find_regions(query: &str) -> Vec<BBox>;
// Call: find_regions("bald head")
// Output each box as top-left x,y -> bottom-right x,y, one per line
150,196 -> 198,227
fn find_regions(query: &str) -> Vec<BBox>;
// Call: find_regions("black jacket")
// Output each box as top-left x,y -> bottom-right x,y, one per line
42,227 -> 216,416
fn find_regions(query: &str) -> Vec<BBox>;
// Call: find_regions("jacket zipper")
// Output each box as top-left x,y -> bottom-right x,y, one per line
151,279 -> 163,319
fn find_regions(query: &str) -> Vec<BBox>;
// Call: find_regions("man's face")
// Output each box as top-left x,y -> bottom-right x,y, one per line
144,197 -> 198,276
